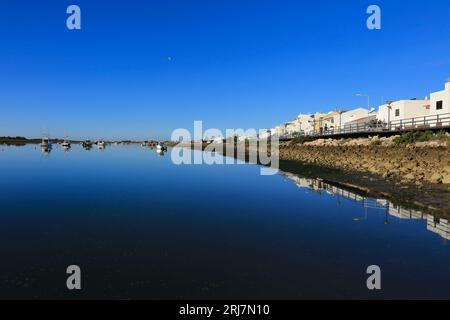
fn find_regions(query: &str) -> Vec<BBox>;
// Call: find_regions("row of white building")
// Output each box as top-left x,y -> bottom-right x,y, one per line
269,79 -> 450,137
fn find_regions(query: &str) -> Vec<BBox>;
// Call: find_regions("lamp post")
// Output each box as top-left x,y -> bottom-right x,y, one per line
386,100 -> 393,131
356,93 -> 370,110
354,198 -> 368,221
338,109 -> 345,134
356,93 -> 371,128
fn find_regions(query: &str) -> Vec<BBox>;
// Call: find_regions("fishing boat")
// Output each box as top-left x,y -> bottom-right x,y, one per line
61,137 -> 71,150
39,137 -> 52,149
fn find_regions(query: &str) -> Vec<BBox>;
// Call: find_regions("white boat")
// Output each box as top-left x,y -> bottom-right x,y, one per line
156,142 -> 167,152
62,138 -> 71,149
97,140 -> 105,150
39,137 -> 52,149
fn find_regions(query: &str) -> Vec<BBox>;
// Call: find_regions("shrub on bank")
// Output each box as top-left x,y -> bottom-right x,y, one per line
393,130 -> 449,145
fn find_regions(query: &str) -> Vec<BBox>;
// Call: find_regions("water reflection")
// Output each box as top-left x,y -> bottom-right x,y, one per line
40,146 -> 51,155
280,171 -> 450,242
1,144 -> 450,299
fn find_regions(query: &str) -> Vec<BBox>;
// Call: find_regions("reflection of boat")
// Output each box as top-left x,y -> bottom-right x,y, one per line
40,137 -> 52,149
156,149 -> 165,156
40,146 -> 51,154
39,137 -> 52,154
156,142 -> 167,152
62,138 -> 71,150
97,140 -> 105,150
82,140 -> 92,150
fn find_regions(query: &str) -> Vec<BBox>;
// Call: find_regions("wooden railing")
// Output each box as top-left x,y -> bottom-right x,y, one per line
278,113 -> 450,139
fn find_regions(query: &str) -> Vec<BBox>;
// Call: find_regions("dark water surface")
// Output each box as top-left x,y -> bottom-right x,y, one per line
0,144 -> 449,299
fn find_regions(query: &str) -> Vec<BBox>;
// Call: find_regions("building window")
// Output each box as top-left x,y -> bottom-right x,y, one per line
436,100 -> 443,110
395,109 -> 400,117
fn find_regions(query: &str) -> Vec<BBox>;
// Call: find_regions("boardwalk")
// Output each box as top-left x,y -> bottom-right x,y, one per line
280,113 -> 450,140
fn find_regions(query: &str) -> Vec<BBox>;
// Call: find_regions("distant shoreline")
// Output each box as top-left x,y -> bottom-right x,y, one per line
0,137 -> 145,145
0,137 -> 41,145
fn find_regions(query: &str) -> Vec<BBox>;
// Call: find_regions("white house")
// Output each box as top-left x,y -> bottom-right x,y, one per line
258,130 -> 271,140
333,108 -> 371,129
271,124 -> 287,137
296,114 -> 315,134
212,136 -> 224,143
284,120 -> 302,135
376,99 -> 430,124
429,79 -> 450,117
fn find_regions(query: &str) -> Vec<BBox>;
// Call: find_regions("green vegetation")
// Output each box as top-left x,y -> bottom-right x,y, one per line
0,136 -> 27,141
0,136 -> 33,145
393,130 -> 449,145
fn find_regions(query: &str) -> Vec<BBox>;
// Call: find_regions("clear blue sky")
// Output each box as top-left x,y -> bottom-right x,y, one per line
1,0 -> 450,140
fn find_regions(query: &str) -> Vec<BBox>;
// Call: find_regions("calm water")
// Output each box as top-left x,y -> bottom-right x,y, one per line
0,144 -> 449,299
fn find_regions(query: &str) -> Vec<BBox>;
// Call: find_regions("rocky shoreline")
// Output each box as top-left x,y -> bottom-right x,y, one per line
280,139 -> 450,186
277,137 -> 450,214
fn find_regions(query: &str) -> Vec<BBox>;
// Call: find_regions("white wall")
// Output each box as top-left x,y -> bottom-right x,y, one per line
285,120 -> 301,134
333,108 -> 369,128
271,125 -> 286,136
377,100 -> 429,123
297,114 -> 314,134
429,81 -> 450,116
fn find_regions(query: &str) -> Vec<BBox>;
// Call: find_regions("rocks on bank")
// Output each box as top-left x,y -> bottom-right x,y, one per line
280,135 -> 450,186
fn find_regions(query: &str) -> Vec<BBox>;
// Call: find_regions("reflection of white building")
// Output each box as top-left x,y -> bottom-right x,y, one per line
427,216 -> 450,240
387,204 -> 424,220
280,170 -> 450,242
281,172 -> 312,188
429,79 -> 450,117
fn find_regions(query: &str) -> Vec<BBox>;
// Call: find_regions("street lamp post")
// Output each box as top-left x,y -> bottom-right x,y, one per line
338,110 -> 345,134
386,100 -> 393,131
356,93 -> 370,110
